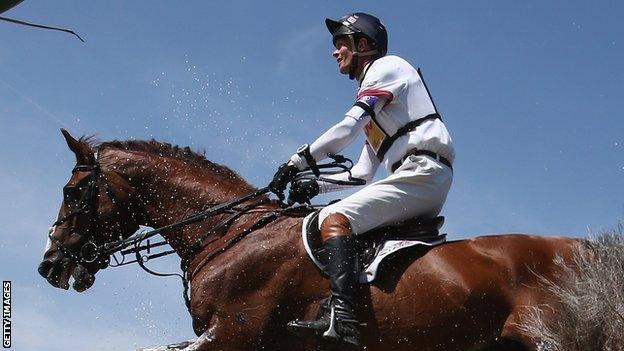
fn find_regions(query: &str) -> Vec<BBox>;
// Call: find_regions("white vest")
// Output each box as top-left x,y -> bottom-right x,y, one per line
357,55 -> 455,172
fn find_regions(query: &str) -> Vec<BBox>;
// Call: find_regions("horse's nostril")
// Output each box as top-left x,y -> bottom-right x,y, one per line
38,256 -> 70,289
37,260 -> 53,278
46,264 -> 62,287
72,265 -> 95,292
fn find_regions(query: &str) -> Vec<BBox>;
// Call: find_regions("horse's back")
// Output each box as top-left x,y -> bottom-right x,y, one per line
378,233 -> 577,292
458,234 -> 578,285
365,234 -> 578,349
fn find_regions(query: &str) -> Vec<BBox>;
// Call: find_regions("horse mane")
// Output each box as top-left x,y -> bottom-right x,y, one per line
82,137 -> 251,186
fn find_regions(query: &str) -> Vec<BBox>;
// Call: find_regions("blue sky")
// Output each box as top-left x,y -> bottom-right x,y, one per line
0,1 -> 622,350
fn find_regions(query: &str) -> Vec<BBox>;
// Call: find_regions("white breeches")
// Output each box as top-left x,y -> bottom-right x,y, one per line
318,155 -> 453,235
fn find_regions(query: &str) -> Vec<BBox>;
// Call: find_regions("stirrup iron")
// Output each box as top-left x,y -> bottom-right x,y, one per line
322,304 -> 339,339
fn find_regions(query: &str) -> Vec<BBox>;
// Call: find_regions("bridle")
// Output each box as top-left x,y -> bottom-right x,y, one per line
49,161 -> 116,268
47,152 -> 359,309
48,155 -> 278,309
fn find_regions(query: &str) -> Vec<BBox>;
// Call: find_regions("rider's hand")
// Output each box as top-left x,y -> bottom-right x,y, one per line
268,162 -> 299,201
287,178 -> 320,205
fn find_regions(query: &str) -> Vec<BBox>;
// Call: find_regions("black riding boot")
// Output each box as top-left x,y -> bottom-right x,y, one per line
287,235 -> 361,347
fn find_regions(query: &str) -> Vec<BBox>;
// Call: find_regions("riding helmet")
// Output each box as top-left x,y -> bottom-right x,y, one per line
325,12 -> 388,56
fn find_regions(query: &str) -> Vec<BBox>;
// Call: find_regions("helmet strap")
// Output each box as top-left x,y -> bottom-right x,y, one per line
348,35 -> 358,80
346,34 -> 380,80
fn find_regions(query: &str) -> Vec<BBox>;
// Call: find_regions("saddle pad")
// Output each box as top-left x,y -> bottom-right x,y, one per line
301,211 -> 447,283
360,235 -> 446,283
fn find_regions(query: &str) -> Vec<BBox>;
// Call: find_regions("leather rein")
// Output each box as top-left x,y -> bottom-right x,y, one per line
49,153 -> 356,310
49,155 -> 277,310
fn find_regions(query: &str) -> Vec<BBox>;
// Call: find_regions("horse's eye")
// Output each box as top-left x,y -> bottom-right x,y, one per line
63,186 -> 80,201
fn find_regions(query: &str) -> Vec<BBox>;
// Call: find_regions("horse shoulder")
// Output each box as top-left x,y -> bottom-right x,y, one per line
188,215 -> 321,341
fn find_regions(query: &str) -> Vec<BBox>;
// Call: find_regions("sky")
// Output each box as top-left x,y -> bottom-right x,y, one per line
0,1 -> 622,350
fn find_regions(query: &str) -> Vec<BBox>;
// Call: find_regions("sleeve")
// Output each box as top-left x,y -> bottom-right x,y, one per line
289,106 -> 367,169
316,143 -> 379,193
357,60 -> 407,105
289,96 -> 388,170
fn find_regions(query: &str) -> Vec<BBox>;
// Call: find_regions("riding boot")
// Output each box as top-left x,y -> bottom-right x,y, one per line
287,214 -> 361,347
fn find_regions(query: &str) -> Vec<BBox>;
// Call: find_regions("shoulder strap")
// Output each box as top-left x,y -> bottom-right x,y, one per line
354,100 -> 391,139
417,68 -> 442,119
358,59 -> 377,88
375,113 -> 440,161
373,68 -> 442,161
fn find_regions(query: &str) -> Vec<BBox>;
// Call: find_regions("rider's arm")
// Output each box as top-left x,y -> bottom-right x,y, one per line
316,143 -> 379,193
289,96 -> 387,170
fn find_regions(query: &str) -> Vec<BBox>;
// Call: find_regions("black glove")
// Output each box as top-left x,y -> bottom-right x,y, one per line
288,178 -> 320,205
268,163 -> 299,201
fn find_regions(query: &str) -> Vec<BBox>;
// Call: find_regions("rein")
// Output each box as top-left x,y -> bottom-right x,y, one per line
295,153 -> 366,186
104,186 -> 274,310
50,152 -> 355,309
101,187 -> 272,257
100,153 -> 357,263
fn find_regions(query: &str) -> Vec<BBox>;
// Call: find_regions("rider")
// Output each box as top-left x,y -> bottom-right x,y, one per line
269,12 -> 454,346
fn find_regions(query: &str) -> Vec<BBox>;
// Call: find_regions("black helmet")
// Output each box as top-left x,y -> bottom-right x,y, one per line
325,12 -> 387,56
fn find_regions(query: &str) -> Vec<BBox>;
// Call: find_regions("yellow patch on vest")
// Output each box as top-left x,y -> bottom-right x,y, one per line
364,120 -> 387,154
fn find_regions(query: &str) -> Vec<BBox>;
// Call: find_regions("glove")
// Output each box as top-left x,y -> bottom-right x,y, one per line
268,163 -> 299,201
288,178 -> 320,205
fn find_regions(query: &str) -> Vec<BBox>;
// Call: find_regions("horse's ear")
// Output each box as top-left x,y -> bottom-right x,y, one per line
60,128 -> 95,165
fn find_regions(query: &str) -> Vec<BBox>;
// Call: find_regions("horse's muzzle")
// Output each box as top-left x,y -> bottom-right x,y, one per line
37,255 -> 71,290
38,256 -> 96,292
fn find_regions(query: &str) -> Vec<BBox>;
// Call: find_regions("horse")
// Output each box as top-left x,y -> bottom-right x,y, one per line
38,129 -> 580,351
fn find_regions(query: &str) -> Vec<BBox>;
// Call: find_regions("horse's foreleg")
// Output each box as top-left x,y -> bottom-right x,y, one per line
181,321 -> 226,351
183,308 -> 280,351
136,340 -> 195,351
182,314 -> 244,351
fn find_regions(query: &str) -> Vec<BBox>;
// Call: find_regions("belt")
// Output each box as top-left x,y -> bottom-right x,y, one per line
391,149 -> 453,173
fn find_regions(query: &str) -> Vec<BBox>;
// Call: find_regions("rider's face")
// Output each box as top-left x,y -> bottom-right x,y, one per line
332,37 -> 353,75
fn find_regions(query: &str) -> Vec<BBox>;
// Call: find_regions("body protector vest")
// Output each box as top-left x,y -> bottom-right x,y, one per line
356,60 -> 442,163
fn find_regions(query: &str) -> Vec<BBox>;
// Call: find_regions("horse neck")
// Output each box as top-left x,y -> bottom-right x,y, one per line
102,148 -> 256,254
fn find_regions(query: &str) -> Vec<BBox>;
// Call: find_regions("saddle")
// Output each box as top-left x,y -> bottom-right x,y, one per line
302,211 -> 447,283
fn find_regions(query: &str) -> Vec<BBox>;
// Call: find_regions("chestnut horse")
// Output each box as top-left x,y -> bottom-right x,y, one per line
39,130 -> 578,351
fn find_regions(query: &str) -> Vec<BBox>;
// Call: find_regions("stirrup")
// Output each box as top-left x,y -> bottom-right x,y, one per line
287,298 -> 362,347
321,302 -> 361,347
322,304 -> 339,339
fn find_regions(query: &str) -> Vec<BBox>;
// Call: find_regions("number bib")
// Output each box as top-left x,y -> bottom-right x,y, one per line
364,119 -> 388,157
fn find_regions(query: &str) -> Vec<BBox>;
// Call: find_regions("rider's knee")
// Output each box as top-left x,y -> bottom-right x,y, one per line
320,212 -> 353,242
